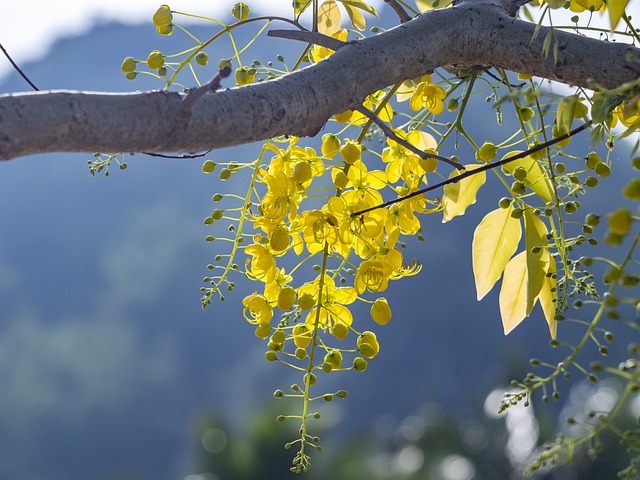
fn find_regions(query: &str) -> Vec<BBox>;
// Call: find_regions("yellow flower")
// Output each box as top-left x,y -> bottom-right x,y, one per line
245,244 -> 276,283
298,274 -> 357,339
410,81 -> 447,114
354,259 -> 393,294
301,210 -> 339,254
242,292 -> 273,324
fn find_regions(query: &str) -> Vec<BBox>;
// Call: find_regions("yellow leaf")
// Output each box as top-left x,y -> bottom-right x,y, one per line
608,0 -> 630,30
538,254 -> 557,340
442,165 -> 486,222
472,205 -> 522,301
499,251 -> 528,335
524,209 -> 549,315
318,0 -> 341,36
343,3 -> 366,29
338,0 -> 377,16
502,151 -> 554,204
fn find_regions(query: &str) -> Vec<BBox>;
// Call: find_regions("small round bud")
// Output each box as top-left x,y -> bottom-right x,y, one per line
292,161 -> 312,183
295,348 -> 307,360
594,162 -> 611,177
519,106 -> 534,122
324,350 -> 343,369
147,50 -> 164,69
586,152 -> 601,170
269,227 -> 290,252
274,389 -> 284,398
336,390 -> 348,398
153,5 -> 173,27
277,286 -> 296,310
513,166 -> 527,181
219,168 -> 232,180
340,141 -> 361,165
121,57 -> 136,73
353,357 -> 368,372
232,2 -> 250,21
476,141 -> 497,162
321,134 -> 340,158
298,293 -> 315,310
195,52 -> 209,67
511,208 -> 524,219
332,321 -> 349,340
333,171 -> 349,189
511,181 -> 526,195
370,297 -> 392,325
293,324 -> 312,349
265,351 -> 277,361
498,197 -> 511,209
255,323 -> 271,339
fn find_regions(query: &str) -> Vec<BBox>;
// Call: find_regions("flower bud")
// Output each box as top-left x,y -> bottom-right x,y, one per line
293,324 -> 312,349
340,141 -> 360,165
353,357 -> 368,372
476,141 -> 497,162
232,2 -> 250,21
293,161 -> 312,183
195,52 -> 209,67
269,227 -> 290,252
147,50 -> 164,70
121,57 -> 136,73
277,286 -> 297,310
298,293 -> 315,310
370,297 -> 392,325
153,5 -> 173,27
321,134 -> 340,158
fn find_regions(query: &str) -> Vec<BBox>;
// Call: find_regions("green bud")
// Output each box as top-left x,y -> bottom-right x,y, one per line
353,357 -> 368,372
121,56 -> 136,73
195,52 -> 209,67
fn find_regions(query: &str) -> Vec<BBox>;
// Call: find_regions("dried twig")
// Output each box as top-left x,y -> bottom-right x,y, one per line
351,120 -> 593,217
384,0 -> 412,23
354,104 -> 463,170
0,42 -> 39,91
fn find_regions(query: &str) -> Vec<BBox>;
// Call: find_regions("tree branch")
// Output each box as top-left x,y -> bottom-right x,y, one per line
0,2 -> 638,161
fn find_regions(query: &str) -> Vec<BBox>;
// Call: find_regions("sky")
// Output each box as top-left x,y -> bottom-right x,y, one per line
1,0 -> 633,85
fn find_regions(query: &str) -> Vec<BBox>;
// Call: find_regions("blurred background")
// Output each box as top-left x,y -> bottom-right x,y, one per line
1,1 -> 638,479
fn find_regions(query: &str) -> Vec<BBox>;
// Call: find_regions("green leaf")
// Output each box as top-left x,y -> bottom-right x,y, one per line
502,151 -> 554,204
442,165 -> 486,222
472,206 -> 522,301
524,209 -> 549,315
538,254 -> 557,340
499,251 -> 528,335
608,0 -> 630,30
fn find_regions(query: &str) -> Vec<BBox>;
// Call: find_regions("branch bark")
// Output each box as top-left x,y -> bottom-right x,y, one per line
0,2 -> 638,161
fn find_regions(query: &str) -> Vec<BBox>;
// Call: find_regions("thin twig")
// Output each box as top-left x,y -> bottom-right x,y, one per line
0,42 -> 39,91
181,66 -> 232,110
353,105 -> 464,169
384,0 -> 412,23
143,150 -> 211,159
268,30 -> 346,51
351,120 -> 593,217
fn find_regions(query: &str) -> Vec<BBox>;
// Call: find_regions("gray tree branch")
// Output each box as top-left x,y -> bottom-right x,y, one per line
0,2 -> 638,161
